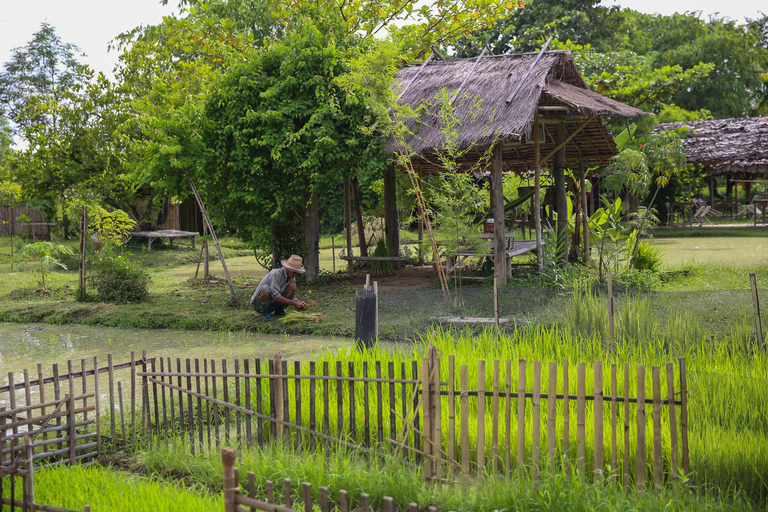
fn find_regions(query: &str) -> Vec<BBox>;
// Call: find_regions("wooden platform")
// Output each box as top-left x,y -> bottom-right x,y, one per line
339,255 -> 412,262
126,229 -> 198,251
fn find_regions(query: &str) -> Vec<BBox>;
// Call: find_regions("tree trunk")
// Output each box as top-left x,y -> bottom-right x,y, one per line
203,221 -> 210,279
344,179 -> 353,276
304,191 -> 320,282
351,178 -> 368,257
491,144 -> 506,285
554,123 -> 568,263
383,163 -> 400,270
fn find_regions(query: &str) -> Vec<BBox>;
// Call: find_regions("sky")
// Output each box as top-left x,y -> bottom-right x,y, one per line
0,0 -> 766,78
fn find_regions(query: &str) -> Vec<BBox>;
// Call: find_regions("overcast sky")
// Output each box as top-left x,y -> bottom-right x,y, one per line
0,0 -> 765,78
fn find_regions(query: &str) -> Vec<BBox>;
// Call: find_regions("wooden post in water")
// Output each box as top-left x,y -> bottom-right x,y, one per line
750,273 -> 763,349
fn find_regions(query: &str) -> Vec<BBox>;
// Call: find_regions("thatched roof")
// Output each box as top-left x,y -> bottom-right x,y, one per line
390,51 -> 646,173
657,117 -> 768,175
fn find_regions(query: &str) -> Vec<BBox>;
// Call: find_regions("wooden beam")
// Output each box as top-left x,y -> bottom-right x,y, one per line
491,144 -> 506,285
507,35 -> 554,104
541,116 -> 595,164
554,123 -> 569,263
398,52 -> 434,101
451,48 -> 487,105
534,113 -> 543,271
580,161 -> 590,265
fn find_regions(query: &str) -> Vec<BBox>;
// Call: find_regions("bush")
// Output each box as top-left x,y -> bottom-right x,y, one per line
90,252 -> 149,303
632,240 -> 665,271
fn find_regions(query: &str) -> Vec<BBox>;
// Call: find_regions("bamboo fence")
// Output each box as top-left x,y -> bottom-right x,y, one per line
1,348 -> 689,490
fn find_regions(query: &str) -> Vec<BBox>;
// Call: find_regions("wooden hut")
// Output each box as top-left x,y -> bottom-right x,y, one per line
658,117 -> 768,206
377,50 -> 645,284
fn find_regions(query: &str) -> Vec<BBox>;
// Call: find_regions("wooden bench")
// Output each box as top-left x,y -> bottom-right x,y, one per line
126,229 -> 198,251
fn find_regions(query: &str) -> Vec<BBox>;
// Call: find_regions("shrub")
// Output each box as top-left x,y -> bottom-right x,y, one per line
90,252 -> 149,303
632,240 -> 665,271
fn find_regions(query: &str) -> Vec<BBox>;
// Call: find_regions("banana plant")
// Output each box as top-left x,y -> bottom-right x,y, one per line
14,241 -> 73,291
588,196 -> 629,282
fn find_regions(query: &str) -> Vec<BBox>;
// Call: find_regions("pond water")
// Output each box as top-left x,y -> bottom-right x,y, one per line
0,322 -> 348,377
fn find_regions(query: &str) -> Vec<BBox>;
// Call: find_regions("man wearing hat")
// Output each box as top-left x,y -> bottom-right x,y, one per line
250,254 -> 308,321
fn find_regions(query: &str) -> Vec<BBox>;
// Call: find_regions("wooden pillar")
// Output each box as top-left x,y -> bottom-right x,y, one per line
351,178 -> 368,257
581,162 -> 590,265
710,175 -> 716,207
304,190 -> 320,282
344,178 -> 353,276
383,163 -> 400,270
554,123 -> 569,263
533,114 -> 543,271
491,143 -> 506,285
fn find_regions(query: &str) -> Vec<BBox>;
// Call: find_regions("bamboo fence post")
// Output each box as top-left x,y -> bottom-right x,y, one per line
679,358 -> 689,475
340,490 -> 349,512
118,381 -> 127,444
363,362 -> 370,449
159,358 -> 167,435
141,351 -> 148,439
652,367 -> 662,488
374,281 -> 379,341
51,365 -> 61,451
563,360 -> 570,473
422,356 -> 432,480
361,494 -> 370,512
493,278 -> 500,333
222,448 -> 237,512
274,355 -> 283,441
310,361 -> 317,450
460,365 -> 470,482
25,436 -> 35,508
448,355 -> 456,480
244,359 -> 252,447
505,359 -> 512,473
622,363 -> 630,485
67,392 -> 76,464
532,361 -> 541,479
547,362 -> 557,463
151,358 -> 160,437
517,359 -> 526,469
107,354 -> 116,442
187,359 -> 195,451
37,363 -> 47,443
93,356 -> 100,453
576,363 -> 586,477
636,365 -> 646,488
130,352 -> 136,444
491,360 -> 500,473
303,482 -> 312,512
611,363 -> 618,480
248,473 -> 256,510
476,359 -> 486,478
319,487 -> 328,512
348,362 -> 356,445
336,361 -> 343,440
196,359 -> 204,449
594,361 -> 604,479
257,359 -> 264,445
331,237 -> 336,273
667,362 -> 679,482
607,273 -> 615,346
751,273 -> 763,348
433,351 -> 443,481
284,478 -> 293,509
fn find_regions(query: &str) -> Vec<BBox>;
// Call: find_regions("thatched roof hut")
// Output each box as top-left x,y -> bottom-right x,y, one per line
657,117 -> 768,175
389,50 -> 645,173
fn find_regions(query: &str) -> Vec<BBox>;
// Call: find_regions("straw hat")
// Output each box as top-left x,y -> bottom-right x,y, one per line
281,254 -> 306,273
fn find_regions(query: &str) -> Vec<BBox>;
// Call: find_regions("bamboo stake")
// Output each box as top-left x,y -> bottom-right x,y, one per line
666,363 -> 679,482
477,360 -> 486,478
611,364 -> 617,480
118,381 -> 127,444
607,273 -> 615,346
623,363 -> 630,486
108,355 -> 116,442
505,359 -> 512,473
652,367 -> 662,488
448,355 -> 455,481
491,360 -> 500,473
563,359 -> 570,474
547,362 -> 557,462
532,361 -> 541,479
751,273 -> 763,348
517,360 -> 526,468
460,365 -> 469,482
576,363 -> 586,477
636,365 -> 646,488
679,358 -> 689,475
594,361 -> 604,479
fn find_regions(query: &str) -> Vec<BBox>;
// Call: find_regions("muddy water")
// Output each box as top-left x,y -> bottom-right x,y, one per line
0,322 -> 348,373
0,322 -> 349,408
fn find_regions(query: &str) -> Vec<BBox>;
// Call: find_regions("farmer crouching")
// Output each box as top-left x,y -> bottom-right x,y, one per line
250,254 -> 308,321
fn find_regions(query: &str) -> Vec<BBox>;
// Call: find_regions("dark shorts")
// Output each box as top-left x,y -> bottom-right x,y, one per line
252,296 -> 285,316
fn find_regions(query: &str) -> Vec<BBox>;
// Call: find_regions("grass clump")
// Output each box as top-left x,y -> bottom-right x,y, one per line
1,463 -> 221,511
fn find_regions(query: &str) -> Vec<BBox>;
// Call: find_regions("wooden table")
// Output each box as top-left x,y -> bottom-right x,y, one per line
446,233 -> 538,277
126,229 -> 198,251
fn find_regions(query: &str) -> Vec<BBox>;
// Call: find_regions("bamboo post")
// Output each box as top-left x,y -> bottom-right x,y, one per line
422,357 -> 432,480
189,179 -> 239,304
517,360 -> 526,468
611,364 -> 617,480
460,365 -> 470,482
576,363 -> 586,477
532,361 -> 541,479
581,162 -> 589,264
118,381 -> 127,444
505,359 -> 512,473
652,367 -> 662,487
679,358 -> 689,475
750,273 -> 763,348
594,361 -> 604,479
666,363 -> 679,482
331,237 -> 336,273
636,365 -> 646,488
448,355 -> 456,480
222,448 -> 238,512
623,363 -> 630,486
547,363 -> 556,462
533,112 -> 543,270
607,273 -> 615,345
25,436 -> 35,509
477,359 -> 486,478
374,281 -> 379,341
493,278 -> 500,333
274,354 -> 283,441
108,354 -> 116,442
563,360 -> 570,474
491,360 -> 500,473
432,350 -> 443,482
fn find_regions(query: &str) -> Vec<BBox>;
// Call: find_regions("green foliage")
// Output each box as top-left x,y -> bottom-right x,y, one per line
205,18 -> 386,262
89,251 -> 150,303
588,197 -> 629,281
629,206 -> 660,237
14,241 -> 73,290
630,239 -> 665,272
88,207 -> 137,246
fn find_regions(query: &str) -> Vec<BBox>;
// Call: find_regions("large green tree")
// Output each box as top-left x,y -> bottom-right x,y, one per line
204,18 -> 386,278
